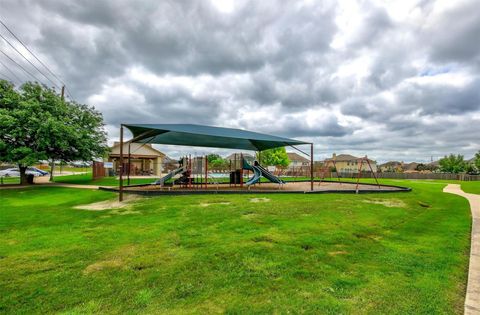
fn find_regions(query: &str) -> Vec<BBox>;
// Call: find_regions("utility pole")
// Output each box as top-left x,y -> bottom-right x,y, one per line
61,85 -> 65,101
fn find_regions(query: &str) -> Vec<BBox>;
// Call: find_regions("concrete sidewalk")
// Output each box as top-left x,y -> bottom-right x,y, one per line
444,184 -> 480,315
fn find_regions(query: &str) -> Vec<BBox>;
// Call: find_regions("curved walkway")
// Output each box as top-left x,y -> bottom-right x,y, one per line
444,184 -> 480,315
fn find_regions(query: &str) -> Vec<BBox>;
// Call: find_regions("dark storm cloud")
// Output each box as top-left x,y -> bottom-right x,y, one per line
398,78 -> 480,115
1,0 -> 479,160
425,0 -> 480,64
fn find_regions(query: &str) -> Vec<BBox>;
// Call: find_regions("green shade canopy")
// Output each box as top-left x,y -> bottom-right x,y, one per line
123,124 -> 310,151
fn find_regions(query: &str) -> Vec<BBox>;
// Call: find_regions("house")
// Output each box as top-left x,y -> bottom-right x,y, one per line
324,153 -> 377,173
403,162 -> 421,173
379,161 -> 403,172
225,153 -> 255,163
287,152 -> 310,169
107,142 -> 166,176
162,156 -> 180,172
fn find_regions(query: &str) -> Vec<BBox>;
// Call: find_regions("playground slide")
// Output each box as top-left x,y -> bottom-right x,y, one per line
255,164 -> 285,184
152,166 -> 186,185
246,165 -> 261,186
242,159 -> 284,185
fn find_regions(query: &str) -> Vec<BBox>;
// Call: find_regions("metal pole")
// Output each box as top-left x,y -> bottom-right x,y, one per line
355,156 -> 365,194
119,124 -> 124,202
310,143 -> 314,191
240,153 -> 243,188
205,155 -> 208,189
366,156 -> 381,189
127,143 -> 131,185
189,154 -> 192,189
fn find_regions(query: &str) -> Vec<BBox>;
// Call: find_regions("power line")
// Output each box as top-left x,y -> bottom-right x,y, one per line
0,32 -> 61,89
0,19 -> 76,101
0,48 -> 42,82
0,58 -> 22,82
64,86 -> 75,100
0,70 -> 13,82
0,19 -> 68,88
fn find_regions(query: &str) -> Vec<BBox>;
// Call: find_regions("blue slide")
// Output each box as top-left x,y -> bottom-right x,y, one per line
246,165 -> 261,186
242,159 -> 284,186
153,166 -> 186,185
255,164 -> 285,184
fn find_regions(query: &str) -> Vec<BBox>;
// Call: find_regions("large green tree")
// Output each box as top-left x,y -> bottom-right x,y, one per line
438,154 -> 466,174
0,80 -> 108,184
206,154 -> 227,168
257,147 -> 290,167
475,151 -> 480,171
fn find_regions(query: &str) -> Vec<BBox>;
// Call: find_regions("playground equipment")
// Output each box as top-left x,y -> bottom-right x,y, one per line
146,153 -> 285,190
318,155 -> 380,193
153,164 -> 186,185
242,158 -> 284,186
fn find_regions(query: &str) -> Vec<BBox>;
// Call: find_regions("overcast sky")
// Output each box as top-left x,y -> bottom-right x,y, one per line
1,0 -> 479,162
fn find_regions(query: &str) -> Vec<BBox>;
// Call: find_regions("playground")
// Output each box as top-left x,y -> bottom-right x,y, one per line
113,124 -> 408,197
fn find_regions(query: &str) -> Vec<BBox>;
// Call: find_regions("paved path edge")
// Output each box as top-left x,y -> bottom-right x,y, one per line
444,184 -> 480,315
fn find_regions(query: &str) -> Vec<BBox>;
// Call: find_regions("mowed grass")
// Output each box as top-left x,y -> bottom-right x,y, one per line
0,180 -> 472,314
461,181 -> 480,195
53,173 -> 154,186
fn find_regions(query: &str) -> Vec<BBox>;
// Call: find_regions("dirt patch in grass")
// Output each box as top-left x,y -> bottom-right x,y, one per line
199,202 -> 231,207
109,209 -> 141,215
74,195 -> 141,211
250,197 -> 270,203
242,211 -> 258,219
329,251 -> 348,256
252,235 -> 275,243
83,245 -> 136,275
83,259 -> 124,274
363,198 -> 406,208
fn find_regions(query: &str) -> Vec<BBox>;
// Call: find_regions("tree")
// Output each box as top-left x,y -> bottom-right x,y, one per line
475,151 -> 480,171
0,80 -> 108,184
438,154 -> 466,174
207,154 -> 227,168
257,147 -> 290,167
206,154 -> 222,163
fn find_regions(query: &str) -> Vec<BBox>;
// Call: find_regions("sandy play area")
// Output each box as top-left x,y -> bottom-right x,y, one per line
104,180 -> 409,195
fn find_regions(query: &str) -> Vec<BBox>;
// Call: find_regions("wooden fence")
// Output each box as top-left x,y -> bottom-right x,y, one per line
92,161 -> 105,179
333,172 -> 480,181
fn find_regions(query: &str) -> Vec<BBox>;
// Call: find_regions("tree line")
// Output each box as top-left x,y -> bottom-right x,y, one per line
439,153 -> 480,174
0,80 -> 108,184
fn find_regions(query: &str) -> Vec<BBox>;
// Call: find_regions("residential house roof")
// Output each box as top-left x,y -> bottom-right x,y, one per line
225,153 -> 254,161
110,142 -> 166,157
287,152 -> 310,163
379,161 -> 402,168
403,162 -> 420,171
325,154 -> 375,163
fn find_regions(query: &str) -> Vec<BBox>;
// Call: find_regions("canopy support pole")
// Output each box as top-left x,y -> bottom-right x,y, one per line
290,145 -> 309,157
119,124 -> 124,202
240,153 -> 244,188
310,143 -> 314,191
205,155 -> 208,189
127,143 -> 131,185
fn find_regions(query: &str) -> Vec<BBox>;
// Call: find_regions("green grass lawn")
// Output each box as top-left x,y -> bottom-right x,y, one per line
53,173 -> 155,186
0,179 -> 472,313
0,177 -> 20,185
461,181 -> 480,195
